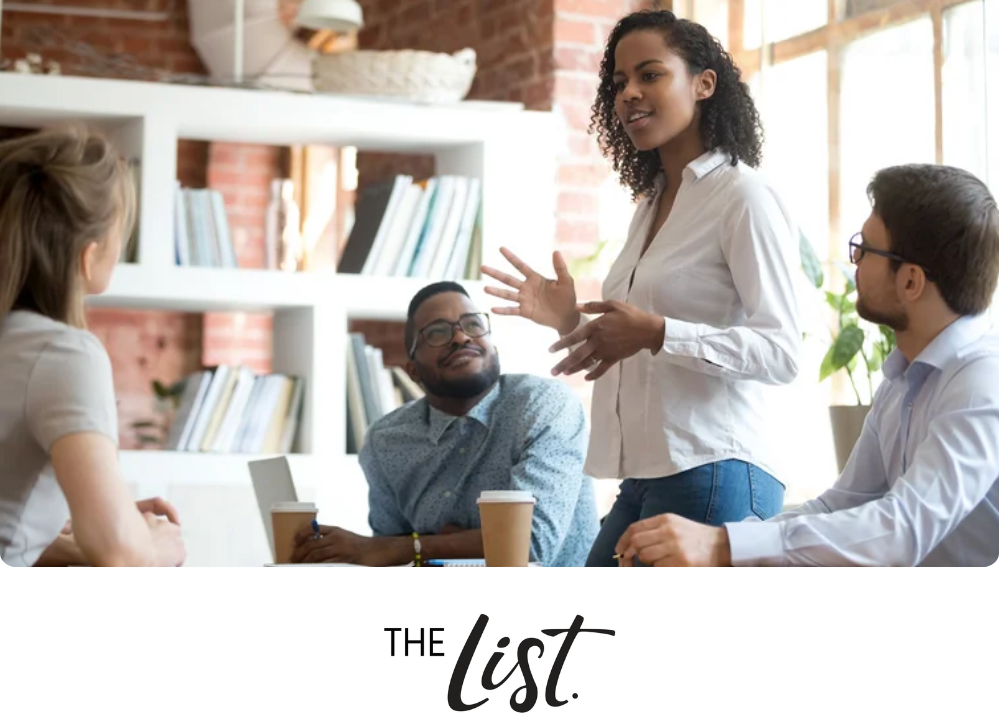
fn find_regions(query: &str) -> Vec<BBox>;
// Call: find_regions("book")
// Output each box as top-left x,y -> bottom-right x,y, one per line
338,177 -> 401,274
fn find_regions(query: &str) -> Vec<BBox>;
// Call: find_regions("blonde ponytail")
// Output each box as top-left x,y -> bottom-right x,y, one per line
0,125 -> 135,328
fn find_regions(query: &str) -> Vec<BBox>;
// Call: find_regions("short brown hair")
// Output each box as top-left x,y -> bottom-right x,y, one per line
868,164 -> 999,316
0,125 -> 135,328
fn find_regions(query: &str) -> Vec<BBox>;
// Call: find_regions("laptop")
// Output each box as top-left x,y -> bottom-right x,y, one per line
248,456 -> 298,559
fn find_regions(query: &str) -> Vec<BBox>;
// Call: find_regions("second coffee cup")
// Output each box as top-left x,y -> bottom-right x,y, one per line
476,490 -> 535,567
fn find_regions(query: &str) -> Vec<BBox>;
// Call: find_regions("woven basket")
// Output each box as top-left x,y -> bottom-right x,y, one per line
312,48 -> 477,103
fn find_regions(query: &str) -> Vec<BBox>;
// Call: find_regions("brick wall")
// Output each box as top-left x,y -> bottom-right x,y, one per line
203,142 -> 284,375
86,309 -> 203,450
354,0 -> 659,400
2,0 -> 665,450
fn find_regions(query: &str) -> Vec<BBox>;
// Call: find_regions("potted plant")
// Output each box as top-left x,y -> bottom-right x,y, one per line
800,234 -> 896,471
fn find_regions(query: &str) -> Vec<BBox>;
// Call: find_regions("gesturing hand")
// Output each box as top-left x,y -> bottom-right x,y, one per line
482,247 -> 578,333
549,300 -> 665,381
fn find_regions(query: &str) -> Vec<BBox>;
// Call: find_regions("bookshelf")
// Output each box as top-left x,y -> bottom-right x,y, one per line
0,72 -> 561,567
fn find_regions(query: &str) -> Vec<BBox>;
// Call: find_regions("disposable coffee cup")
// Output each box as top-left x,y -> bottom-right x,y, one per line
270,501 -> 318,564
476,490 -> 535,567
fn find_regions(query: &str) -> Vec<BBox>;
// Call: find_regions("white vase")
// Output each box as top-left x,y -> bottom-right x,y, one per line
829,405 -> 871,473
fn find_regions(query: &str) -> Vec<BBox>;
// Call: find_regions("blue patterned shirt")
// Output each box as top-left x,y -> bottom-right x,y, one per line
359,374 -> 598,567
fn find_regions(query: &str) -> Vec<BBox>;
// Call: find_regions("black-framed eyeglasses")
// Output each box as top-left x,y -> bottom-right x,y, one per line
848,233 -> 933,280
409,312 -> 491,359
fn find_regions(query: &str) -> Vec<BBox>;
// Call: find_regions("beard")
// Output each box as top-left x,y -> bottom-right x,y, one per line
857,294 -> 909,332
418,348 -> 501,400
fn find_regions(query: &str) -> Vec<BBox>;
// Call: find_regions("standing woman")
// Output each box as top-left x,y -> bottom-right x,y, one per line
0,126 -> 185,567
482,10 -> 801,566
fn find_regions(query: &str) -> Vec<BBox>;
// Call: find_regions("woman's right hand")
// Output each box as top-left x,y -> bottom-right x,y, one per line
482,247 -> 579,333
145,513 -> 186,567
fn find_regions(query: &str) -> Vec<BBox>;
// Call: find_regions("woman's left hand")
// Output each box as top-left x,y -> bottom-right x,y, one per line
549,300 -> 665,380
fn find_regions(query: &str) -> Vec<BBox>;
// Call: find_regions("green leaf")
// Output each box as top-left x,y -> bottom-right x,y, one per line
868,343 -> 884,372
819,345 -> 838,382
137,434 -> 161,445
131,420 -> 159,429
825,291 -> 842,311
800,231 -> 824,289
831,324 -> 865,370
840,265 -> 857,294
152,380 -> 170,397
169,380 -> 187,396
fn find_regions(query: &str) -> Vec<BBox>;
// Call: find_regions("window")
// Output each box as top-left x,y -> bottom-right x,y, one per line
743,0 -> 827,49
839,19 -> 936,241
680,0 -> 998,501
943,0 -> 999,189
754,51 -> 830,255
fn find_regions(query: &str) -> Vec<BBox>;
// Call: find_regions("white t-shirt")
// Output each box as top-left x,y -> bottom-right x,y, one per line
0,310 -> 118,567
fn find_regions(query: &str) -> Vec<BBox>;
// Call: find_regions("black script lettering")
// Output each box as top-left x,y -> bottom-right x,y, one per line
541,615 -> 615,707
448,614 -> 490,711
482,638 -> 513,690
510,638 -> 544,713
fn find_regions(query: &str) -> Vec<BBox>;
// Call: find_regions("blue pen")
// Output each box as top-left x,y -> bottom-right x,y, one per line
311,519 -> 321,541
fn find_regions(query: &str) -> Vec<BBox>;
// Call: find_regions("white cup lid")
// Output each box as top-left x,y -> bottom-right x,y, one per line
476,490 -> 535,504
270,501 -> 317,513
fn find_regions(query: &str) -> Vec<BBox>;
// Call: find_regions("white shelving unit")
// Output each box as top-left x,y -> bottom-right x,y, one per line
0,72 -> 561,566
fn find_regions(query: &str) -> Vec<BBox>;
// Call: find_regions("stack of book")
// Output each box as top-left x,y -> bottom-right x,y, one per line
338,174 -> 482,279
173,182 -> 239,269
346,332 -> 425,453
165,366 -> 304,454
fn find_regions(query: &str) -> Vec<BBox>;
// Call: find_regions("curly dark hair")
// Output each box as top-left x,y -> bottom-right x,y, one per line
589,10 -> 764,200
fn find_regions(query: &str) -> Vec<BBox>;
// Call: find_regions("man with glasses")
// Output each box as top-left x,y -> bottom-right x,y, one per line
292,281 -> 598,566
614,164 -> 999,566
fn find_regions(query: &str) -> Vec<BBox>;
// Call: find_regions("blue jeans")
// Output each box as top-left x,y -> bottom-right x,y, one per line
585,460 -> 785,567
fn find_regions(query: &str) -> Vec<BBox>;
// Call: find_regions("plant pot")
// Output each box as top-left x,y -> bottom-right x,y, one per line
829,405 -> 871,473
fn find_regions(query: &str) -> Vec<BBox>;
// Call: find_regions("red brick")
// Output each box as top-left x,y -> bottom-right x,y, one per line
558,161 -> 611,189
555,17 -> 601,45
558,190 -> 601,215
554,46 -> 603,73
569,132 -> 605,159
554,74 -> 602,103
557,217 -> 601,246
555,0 -> 630,18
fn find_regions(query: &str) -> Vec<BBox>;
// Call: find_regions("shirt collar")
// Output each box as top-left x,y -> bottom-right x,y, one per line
684,149 -> 729,181
882,313 -> 993,385
426,379 -> 502,445
651,149 -> 730,194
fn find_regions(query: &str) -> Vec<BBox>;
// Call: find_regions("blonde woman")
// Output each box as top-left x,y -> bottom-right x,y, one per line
0,127 -> 185,567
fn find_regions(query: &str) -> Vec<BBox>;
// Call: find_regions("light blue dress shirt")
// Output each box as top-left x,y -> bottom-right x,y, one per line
359,374 -> 599,567
727,314 -> 999,566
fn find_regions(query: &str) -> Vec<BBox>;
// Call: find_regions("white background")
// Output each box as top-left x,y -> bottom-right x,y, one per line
1,567 -> 996,719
